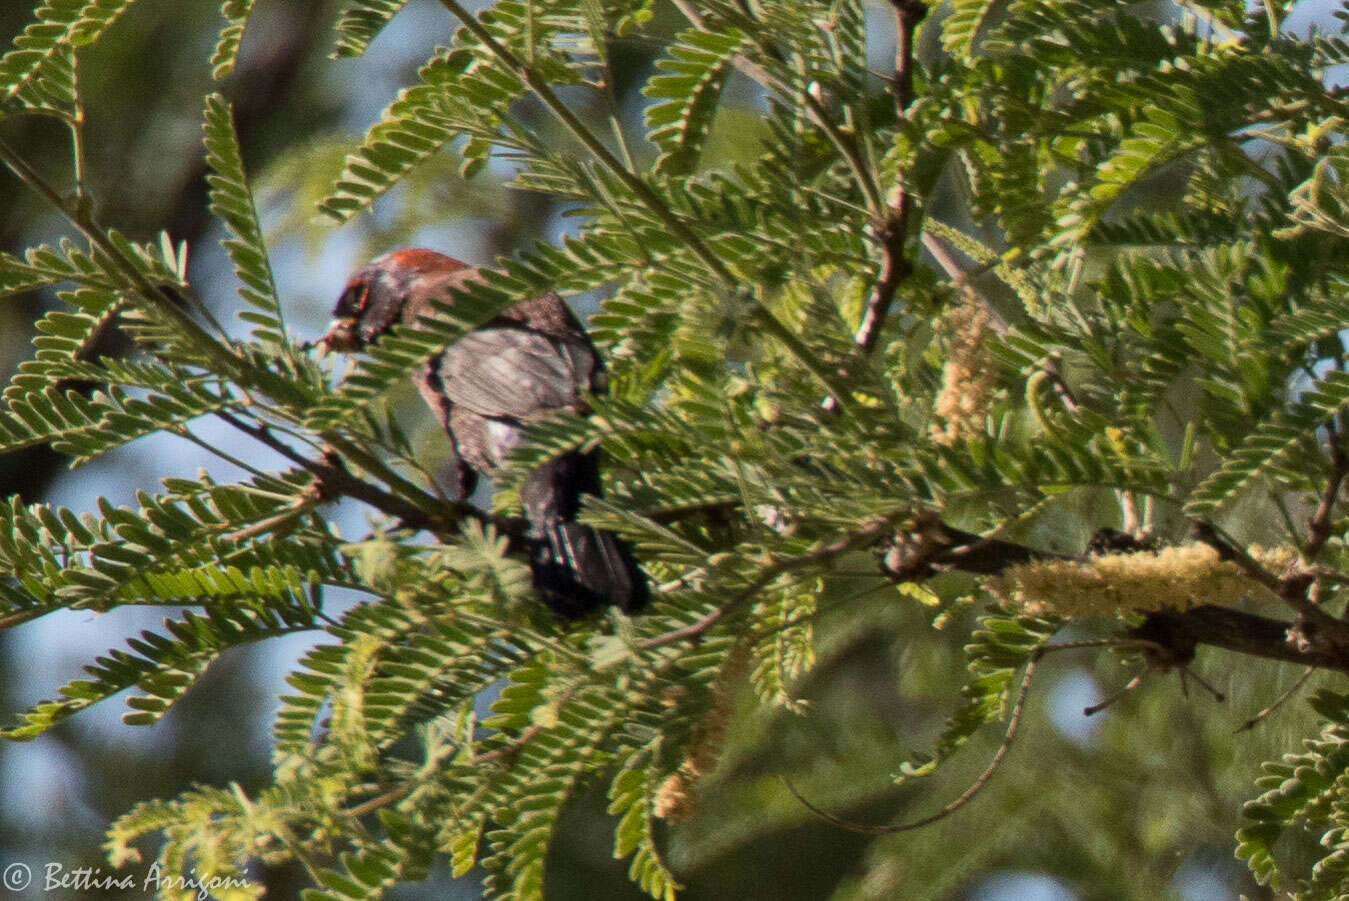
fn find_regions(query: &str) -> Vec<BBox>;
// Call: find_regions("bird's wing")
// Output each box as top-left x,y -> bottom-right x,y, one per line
440,328 -> 586,419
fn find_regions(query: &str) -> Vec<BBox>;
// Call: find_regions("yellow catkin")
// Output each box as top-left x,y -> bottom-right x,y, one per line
986,542 -> 1289,617
930,290 -> 997,447
653,641 -> 753,822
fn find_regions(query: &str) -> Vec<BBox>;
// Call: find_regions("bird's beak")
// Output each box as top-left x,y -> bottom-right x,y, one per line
314,317 -> 361,356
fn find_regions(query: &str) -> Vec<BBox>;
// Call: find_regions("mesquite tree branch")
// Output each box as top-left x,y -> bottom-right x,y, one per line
880,517 -> 1349,674
1305,423 -> 1349,561
849,1 -> 928,359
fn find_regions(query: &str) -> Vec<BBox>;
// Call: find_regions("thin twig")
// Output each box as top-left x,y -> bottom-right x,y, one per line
780,656 -> 1037,835
219,497 -> 319,544
1029,636 -> 1199,716
342,692 -> 573,820
1083,672 -> 1146,716
1305,423 -> 1349,561
1190,523 -> 1349,651
1236,666 -> 1315,733
1119,491 -> 1140,535
215,410 -> 524,540
639,515 -> 902,649
1178,664 -> 1226,704
342,786 -> 407,820
1192,521 -> 1288,597
821,1 -> 928,412
847,0 -> 928,360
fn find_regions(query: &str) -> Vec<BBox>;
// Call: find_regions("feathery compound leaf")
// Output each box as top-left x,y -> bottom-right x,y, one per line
0,376 -> 235,466
1185,371 -> 1349,517
1266,284 -> 1349,354
749,579 -> 816,712
1236,691 -> 1349,895
0,238 -> 121,300
308,843 -> 419,901
332,0 -> 411,58
895,610 -> 1060,785
0,250 -> 83,297
5,607 -> 313,739
644,28 -> 747,177
210,0 -> 257,80
0,0 -> 135,105
318,47 -> 467,222
320,14 -> 559,223
21,295 -> 121,381
607,758 -> 678,901
203,93 -> 285,344
480,685 -> 630,901
321,0 -> 623,221
10,41 -> 75,110
941,0 -> 1002,57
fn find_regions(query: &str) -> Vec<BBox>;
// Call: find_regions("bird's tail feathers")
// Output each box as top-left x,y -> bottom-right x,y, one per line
531,522 -> 649,618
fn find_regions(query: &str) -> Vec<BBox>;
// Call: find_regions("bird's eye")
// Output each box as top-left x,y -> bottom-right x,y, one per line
331,282 -> 369,320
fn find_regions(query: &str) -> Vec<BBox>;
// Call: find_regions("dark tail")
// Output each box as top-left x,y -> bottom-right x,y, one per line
532,523 -> 648,618
521,453 -> 649,618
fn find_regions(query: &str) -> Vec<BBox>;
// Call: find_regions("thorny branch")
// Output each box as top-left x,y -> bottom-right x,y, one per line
1191,520 -> 1349,661
821,1 -> 930,412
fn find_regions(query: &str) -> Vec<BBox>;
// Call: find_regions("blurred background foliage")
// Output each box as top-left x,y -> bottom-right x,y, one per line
0,1 -> 1336,898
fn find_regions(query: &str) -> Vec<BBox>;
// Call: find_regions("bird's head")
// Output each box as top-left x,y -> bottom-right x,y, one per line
315,248 -> 475,354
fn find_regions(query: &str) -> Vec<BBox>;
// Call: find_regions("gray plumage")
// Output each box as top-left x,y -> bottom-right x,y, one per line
320,249 -> 648,617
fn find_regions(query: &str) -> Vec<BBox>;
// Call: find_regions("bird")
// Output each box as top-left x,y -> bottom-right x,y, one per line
316,248 -> 648,618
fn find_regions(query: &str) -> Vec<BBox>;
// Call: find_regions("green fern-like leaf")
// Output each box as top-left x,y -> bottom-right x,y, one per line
896,609 -> 1060,784
0,0 -> 135,105
749,579 -> 817,711
203,93 -> 285,344
1185,370 -> 1349,517
941,0 -> 1002,57
0,376 -> 235,466
318,45 -> 514,221
608,759 -> 679,901
644,28 -> 746,176
480,685 -> 630,901
210,0 -> 256,80
333,0 -> 411,58
6,606 -> 314,739
1236,690 -> 1349,896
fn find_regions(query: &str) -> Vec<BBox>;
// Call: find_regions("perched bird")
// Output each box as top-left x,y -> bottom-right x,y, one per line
317,248 -> 648,618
